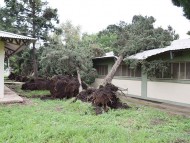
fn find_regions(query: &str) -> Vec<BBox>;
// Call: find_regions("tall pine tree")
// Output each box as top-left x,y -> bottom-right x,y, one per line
0,0 -> 59,77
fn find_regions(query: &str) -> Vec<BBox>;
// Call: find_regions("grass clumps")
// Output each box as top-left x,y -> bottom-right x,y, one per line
0,98 -> 190,143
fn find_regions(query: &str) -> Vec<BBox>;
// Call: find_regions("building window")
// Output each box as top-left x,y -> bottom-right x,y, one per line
156,63 -> 172,78
180,62 -> 185,79
172,62 -> 190,79
157,62 -> 190,80
172,63 -> 179,79
115,64 -> 141,77
95,65 -> 108,76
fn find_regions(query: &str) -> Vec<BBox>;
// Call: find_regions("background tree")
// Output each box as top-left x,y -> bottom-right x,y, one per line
172,0 -> 190,36
39,22 -> 97,84
102,15 -> 179,85
0,0 -> 59,77
172,0 -> 190,20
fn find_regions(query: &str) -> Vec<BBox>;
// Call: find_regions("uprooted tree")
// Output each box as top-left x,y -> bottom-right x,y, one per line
101,15 -> 179,85
39,21 -> 98,85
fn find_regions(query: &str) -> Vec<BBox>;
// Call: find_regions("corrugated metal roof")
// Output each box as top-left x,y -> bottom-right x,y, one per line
0,31 -> 37,59
93,51 -> 118,60
0,31 -> 36,40
127,39 -> 190,60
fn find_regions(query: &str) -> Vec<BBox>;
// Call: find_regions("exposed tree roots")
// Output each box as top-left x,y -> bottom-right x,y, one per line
9,73 -> 130,114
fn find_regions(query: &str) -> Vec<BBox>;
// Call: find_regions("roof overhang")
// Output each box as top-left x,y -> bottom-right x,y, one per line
92,51 -> 118,60
0,31 -> 37,59
126,39 -> 190,60
92,55 -> 118,60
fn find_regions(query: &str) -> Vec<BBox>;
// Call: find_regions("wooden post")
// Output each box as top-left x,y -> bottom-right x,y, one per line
0,41 -> 5,98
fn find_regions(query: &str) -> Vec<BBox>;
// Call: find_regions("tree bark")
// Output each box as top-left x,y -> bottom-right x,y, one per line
77,67 -> 83,92
102,54 -> 124,86
32,1 -> 38,78
32,42 -> 38,78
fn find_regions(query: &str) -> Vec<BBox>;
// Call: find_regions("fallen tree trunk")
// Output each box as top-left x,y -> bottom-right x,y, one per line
102,54 -> 124,86
77,67 -> 83,92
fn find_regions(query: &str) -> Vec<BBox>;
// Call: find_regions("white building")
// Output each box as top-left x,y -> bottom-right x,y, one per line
0,31 -> 36,99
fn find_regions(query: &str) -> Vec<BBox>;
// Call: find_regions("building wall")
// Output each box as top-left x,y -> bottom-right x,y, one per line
91,78 -> 141,96
147,81 -> 190,105
92,50 -> 190,106
0,41 -> 4,98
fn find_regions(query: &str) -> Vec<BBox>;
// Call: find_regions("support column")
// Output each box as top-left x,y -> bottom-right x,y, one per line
141,71 -> 147,97
0,41 -> 5,98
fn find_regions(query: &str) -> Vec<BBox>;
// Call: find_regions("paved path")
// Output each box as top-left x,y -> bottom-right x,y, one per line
120,95 -> 190,118
0,86 -> 23,104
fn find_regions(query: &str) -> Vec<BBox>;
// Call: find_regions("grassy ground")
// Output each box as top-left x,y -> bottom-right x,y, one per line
1,84 -> 190,143
6,84 -> 50,98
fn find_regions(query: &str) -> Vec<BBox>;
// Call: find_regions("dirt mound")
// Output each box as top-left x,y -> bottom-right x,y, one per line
15,75 -> 29,82
74,83 -> 130,114
8,72 -> 16,80
21,78 -> 50,90
8,72 -> 29,82
49,75 -> 80,99
75,88 -> 96,102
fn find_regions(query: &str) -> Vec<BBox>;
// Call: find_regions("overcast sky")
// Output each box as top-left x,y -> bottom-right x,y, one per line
48,0 -> 189,39
1,0 -> 190,39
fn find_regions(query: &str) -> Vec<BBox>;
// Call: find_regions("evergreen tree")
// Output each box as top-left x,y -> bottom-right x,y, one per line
172,0 -> 190,20
0,0 -> 59,77
102,15 -> 179,85
39,22 -> 97,84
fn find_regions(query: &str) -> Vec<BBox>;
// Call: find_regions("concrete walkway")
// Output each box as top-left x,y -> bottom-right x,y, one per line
120,95 -> 190,117
0,86 -> 23,103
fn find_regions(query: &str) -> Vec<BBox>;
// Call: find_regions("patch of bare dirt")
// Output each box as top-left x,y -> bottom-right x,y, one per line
150,118 -> 166,125
21,97 -> 35,106
173,138 -> 188,143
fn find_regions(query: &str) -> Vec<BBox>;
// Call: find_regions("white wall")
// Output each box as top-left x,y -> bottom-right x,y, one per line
147,81 -> 190,105
0,41 -> 4,98
91,78 -> 141,96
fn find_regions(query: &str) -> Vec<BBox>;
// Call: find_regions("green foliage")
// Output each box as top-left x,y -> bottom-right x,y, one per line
9,47 -> 40,76
0,0 -> 59,77
0,0 -> 59,39
142,60 -> 171,78
100,15 -> 179,56
39,22 -> 97,84
172,0 -> 190,20
81,33 -> 105,57
101,15 -> 179,82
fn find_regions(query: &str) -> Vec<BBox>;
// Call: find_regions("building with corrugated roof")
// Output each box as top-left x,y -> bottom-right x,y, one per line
92,39 -> 190,107
0,31 -> 36,99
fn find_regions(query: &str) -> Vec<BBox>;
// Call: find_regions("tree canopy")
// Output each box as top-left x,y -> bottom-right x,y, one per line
0,0 -> 59,39
172,0 -> 190,20
0,0 -> 59,77
100,15 -> 179,56
39,22 -> 97,84
102,15 -> 179,85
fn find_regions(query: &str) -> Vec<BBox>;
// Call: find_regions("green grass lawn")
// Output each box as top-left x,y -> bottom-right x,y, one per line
6,83 -> 50,98
1,85 -> 190,143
